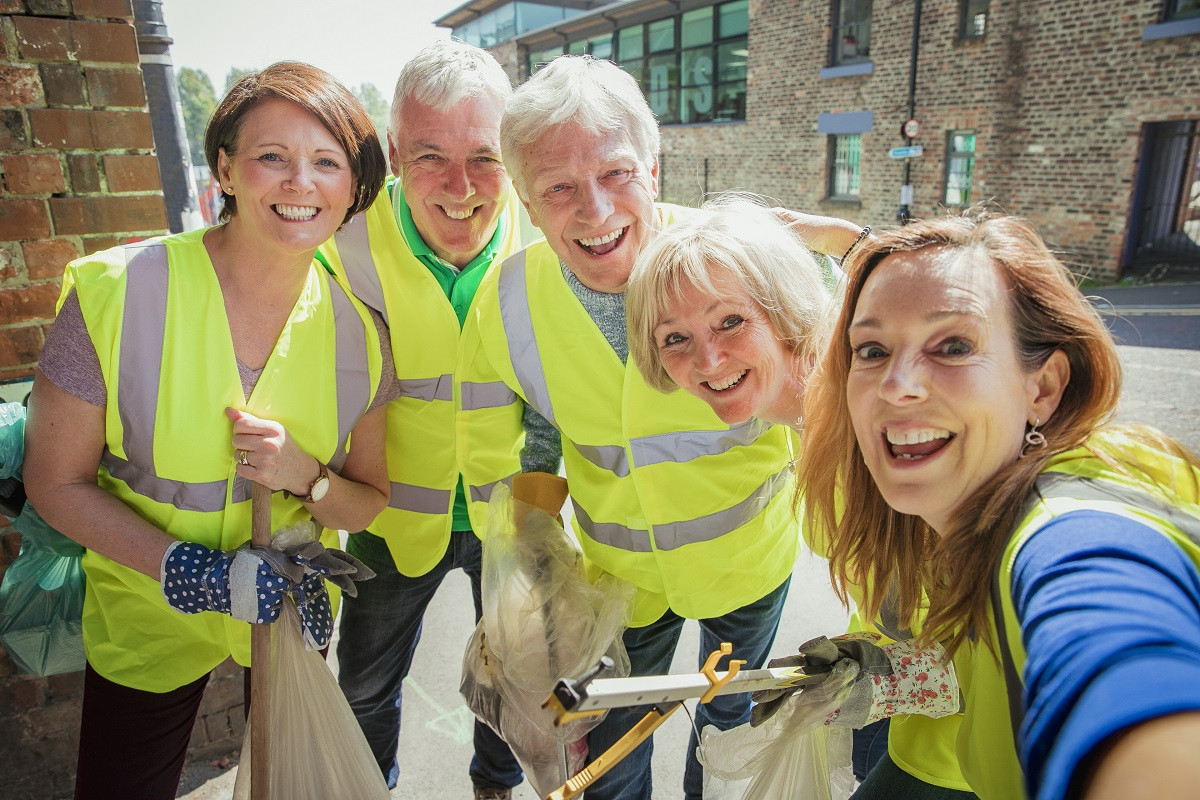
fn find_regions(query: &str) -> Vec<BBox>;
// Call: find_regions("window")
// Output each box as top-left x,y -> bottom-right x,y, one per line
944,131 -> 976,206
528,45 -> 563,74
960,0 -> 989,38
598,0 -> 747,124
829,134 -> 862,199
1168,0 -> 1200,20
832,0 -> 872,66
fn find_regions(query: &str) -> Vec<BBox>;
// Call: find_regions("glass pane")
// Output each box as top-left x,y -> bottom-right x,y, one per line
681,47 -> 714,87
647,51 -> 678,123
952,132 -> 976,153
835,0 -> 872,63
719,0 -> 749,38
1175,0 -> 1200,18
458,19 -> 479,47
680,87 -> 715,124
589,33 -> 613,60
945,157 -> 973,205
716,40 -> 747,82
714,81 -> 746,121
495,3 -> 516,42
516,1 -> 568,33
682,7 -> 713,48
477,9 -> 497,48
649,18 -> 675,52
619,59 -> 644,84
569,39 -> 587,55
832,134 -> 861,197
618,25 -> 644,60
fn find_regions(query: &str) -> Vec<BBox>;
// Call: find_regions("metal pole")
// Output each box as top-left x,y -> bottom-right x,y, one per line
899,0 -> 923,225
132,0 -> 203,232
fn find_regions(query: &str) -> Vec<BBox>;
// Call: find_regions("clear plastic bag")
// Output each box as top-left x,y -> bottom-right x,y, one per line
0,401 -> 24,479
462,482 -> 635,796
233,598 -> 389,800
0,502 -> 86,676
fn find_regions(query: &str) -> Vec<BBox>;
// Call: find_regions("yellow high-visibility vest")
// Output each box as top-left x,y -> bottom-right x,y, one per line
317,185 -> 523,575
957,431 -> 1200,799
458,205 -> 797,626
62,229 -> 382,691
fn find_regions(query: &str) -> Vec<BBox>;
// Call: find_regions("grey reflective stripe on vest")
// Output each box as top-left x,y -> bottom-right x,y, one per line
572,421 -> 771,478
497,252 -> 556,425
992,471 -> 1200,745
573,463 -> 792,553
390,482 -> 452,514
469,474 -> 515,504
573,442 -> 631,477
104,243 -> 370,511
876,580 -> 914,641
461,381 -> 518,410
397,375 -> 453,403
333,213 -> 388,323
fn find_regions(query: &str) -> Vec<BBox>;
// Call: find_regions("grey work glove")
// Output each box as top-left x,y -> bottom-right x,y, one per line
750,633 -> 892,727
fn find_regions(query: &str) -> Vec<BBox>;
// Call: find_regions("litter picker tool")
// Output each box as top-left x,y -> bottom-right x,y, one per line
541,643 -> 816,799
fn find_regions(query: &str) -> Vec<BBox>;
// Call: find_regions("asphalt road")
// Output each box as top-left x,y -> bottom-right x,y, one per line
178,339 -> 1200,800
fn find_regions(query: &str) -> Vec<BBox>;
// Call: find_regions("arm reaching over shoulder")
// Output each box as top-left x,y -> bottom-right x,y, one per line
772,208 -> 866,258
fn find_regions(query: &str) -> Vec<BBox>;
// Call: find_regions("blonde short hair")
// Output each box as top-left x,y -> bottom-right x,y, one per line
627,193 -> 831,393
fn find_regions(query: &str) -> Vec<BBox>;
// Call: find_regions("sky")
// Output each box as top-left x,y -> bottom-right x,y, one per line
163,0 -> 466,94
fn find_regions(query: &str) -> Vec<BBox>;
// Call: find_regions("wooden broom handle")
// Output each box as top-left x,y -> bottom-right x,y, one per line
250,481 -> 272,800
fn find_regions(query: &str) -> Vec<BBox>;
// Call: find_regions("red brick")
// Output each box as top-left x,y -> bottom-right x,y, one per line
40,63 -> 87,107
0,110 -> 27,150
85,67 -> 145,107
70,19 -> 139,64
0,198 -> 51,240
50,195 -> 166,236
81,235 -> 118,255
0,676 -> 46,710
0,325 -> 45,369
3,154 -> 66,196
22,238 -> 78,279
89,109 -> 154,149
29,108 -> 94,149
103,154 -> 160,192
0,284 -> 59,324
0,66 -> 42,108
67,154 -> 100,193
12,17 -> 71,61
0,243 -> 19,282
27,0 -> 72,14
0,1 -> 24,14
73,0 -> 134,19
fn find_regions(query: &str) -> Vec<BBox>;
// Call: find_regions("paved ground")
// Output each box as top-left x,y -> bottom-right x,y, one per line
178,283 -> 1200,800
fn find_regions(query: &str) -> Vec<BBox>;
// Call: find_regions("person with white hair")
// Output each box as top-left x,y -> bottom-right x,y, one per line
317,40 -> 525,800
457,56 -> 860,800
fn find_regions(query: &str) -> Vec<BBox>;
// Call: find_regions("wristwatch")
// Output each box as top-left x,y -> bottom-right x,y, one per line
292,461 -> 330,503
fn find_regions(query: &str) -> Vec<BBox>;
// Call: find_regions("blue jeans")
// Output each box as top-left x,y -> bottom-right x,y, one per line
582,577 -> 791,800
853,718 -> 891,782
337,530 -> 523,791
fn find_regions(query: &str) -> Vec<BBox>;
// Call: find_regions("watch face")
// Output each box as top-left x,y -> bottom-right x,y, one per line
310,476 -> 330,503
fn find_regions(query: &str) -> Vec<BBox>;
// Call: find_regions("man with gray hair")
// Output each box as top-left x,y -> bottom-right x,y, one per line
319,40 -> 525,799
458,55 -> 810,800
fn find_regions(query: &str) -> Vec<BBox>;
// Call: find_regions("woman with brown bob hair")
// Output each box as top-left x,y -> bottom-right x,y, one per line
799,210 -> 1200,799
25,61 -> 395,799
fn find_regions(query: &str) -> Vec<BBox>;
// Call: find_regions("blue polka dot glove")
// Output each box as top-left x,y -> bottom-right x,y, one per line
160,541 -> 304,624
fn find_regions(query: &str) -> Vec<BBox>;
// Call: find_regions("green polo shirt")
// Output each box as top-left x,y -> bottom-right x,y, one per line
390,178 -> 506,531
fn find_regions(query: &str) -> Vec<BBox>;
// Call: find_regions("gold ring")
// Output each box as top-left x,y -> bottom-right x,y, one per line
236,449 -> 249,466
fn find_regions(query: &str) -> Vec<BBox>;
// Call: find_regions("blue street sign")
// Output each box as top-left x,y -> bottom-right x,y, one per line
888,145 -> 924,159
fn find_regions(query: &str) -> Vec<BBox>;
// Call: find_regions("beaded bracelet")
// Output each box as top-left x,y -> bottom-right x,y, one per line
841,225 -> 872,262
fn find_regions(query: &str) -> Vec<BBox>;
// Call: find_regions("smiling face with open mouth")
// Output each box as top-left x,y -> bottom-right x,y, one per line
392,93 -> 508,269
217,97 -> 354,256
654,269 -> 806,426
846,246 -> 1045,535
520,121 -> 659,293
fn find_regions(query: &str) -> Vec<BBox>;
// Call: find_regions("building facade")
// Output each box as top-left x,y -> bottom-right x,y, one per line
439,0 -> 1200,279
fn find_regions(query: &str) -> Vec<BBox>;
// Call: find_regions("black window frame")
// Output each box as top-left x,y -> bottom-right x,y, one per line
1167,0 -> 1200,21
831,0 -> 873,67
959,0 -> 989,38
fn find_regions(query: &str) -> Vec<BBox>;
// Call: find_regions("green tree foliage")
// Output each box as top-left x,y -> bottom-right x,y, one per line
224,67 -> 256,95
353,82 -> 391,152
176,67 -> 217,166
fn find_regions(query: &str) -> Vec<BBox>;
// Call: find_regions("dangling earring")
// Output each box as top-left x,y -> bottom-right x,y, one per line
1020,417 -> 1046,458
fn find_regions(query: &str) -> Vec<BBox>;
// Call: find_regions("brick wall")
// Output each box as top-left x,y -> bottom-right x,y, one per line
497,0 -> 1200,279
0,3 -> 241,797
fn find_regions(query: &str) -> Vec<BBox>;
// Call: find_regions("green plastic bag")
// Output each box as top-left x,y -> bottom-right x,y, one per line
0,502 -> 86,676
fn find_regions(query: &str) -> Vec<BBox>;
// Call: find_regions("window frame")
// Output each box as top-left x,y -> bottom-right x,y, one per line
828,133 -> 863,200
959,0 -> 989,39
943,130 -> 976,208
830,0 -> 873,67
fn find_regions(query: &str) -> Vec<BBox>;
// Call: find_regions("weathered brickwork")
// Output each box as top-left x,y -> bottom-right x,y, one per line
1,4 -> 240,798
499,0 -> 1200,278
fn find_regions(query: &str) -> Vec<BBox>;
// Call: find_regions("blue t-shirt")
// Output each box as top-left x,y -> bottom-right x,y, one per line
1012,509 -> 1200,799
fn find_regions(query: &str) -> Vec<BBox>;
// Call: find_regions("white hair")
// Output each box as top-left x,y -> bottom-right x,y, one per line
390,40 -> 512,132
501,55 -> 660,197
